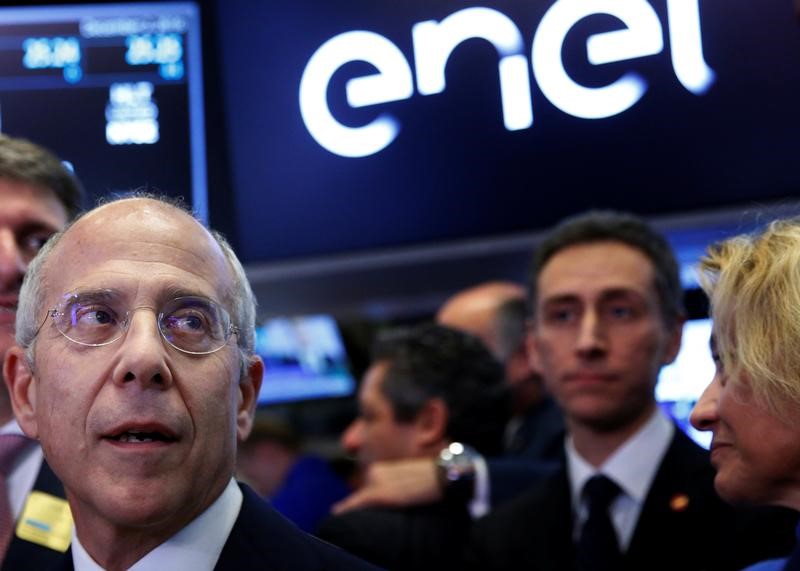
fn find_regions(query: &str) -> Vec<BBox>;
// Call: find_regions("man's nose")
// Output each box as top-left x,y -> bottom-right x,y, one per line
341,418 -> 364,457
110,309 -> 173,389
575,310 -> 607,358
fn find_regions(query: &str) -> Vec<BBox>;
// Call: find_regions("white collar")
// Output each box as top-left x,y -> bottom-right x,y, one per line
72,478 -> 243,571
567,408 -> 674,508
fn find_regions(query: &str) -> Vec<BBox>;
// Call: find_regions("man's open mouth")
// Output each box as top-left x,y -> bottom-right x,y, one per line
107,429 -> 177,443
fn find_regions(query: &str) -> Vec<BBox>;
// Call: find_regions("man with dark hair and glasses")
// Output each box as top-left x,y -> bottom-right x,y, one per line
0,133 -> 83,570
2,196 -> 380,570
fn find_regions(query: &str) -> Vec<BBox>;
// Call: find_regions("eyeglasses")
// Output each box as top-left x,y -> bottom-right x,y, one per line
36,290 -> 240,355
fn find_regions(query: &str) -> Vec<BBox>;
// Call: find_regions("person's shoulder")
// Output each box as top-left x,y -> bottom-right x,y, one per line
316,502 -> 469,550
316,505 -> 406,542
317,502 -> 472,570
217,483 -> 383,570
476,466 -> 566,531
468,468 -> 572,571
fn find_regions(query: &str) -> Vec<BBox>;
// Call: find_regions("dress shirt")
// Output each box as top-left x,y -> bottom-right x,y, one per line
72,478 -> 243,571
567,408 -> 674,551
469,453 -> 490,519
0,419 -> 43,519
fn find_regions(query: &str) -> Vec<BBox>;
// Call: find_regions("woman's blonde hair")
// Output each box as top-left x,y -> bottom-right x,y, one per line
700,217 -> 800,422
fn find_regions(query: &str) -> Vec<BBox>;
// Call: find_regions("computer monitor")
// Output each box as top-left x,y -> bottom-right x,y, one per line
0,2 -> 208,219
254,314 -> 357,405
656,317 -> 714,449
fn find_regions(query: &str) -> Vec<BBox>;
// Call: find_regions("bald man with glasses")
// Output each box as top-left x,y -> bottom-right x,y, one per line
3,196 -> 380,571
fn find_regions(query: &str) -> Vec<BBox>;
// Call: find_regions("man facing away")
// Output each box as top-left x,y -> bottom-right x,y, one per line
436,280 -> 564,461
0,133 -> 82,569
2,196 -> 381,571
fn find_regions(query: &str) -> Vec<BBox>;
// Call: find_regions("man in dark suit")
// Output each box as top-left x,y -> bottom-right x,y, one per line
469,210 -> 797,570
436,280 -> 564,462
0,134 -> 83,570
3,196 -> 380,570
317,323 -> 510,570
333,211 -> 796,570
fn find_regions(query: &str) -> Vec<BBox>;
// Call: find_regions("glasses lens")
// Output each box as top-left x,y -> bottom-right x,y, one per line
54,292 -> 124,346
159,297 -> 231,354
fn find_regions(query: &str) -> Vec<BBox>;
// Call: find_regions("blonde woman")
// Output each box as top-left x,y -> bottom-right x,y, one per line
691,218 -> 800,571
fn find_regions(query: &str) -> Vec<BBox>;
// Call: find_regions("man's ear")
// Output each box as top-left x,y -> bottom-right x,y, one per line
413,397 -> 448,449
525,327 -> 542,372
2,346 -> 39,438
661,315 -> 686,366
236,355 -> 263,442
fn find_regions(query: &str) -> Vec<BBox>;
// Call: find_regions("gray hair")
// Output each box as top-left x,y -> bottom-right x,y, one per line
15,196 -> 257,373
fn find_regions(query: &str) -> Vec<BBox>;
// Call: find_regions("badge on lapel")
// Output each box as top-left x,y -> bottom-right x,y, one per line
670,493 -> 690,512
15,491 -> 73,552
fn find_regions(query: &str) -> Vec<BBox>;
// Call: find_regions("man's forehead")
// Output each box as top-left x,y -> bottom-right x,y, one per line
45,199 -> 231,297
537,241 -> 657,301
0,178 -> 68,227
62,199 -> 214,253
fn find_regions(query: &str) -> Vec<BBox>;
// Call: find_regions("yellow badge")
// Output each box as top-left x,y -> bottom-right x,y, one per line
15,491 -> 73,552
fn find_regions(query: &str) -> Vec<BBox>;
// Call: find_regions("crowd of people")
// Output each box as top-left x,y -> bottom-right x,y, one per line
1,132 -> 800,570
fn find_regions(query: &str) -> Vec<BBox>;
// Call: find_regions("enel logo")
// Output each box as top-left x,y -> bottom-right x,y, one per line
299,0 -> 715,158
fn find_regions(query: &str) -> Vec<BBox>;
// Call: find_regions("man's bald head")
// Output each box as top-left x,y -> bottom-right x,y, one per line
436,281 -> 526,360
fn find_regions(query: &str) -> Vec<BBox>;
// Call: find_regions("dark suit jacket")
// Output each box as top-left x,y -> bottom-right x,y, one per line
316,500 -> 472,571
504,396 -> 565,461
2,459 -> 67,571
470,428 -> 798,571
49,483 -> 383,570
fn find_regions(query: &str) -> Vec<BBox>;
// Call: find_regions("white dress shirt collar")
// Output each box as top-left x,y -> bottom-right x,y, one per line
566,408 -> 674,549
72,477 -> 243,571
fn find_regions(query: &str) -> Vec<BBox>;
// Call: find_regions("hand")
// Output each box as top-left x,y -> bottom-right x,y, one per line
331,457 -> 442,514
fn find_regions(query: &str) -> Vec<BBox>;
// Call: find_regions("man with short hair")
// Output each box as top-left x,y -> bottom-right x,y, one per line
317,323 -> 508,570
469,210 -> 797,570
332,210 -> 797,570
436,280 -> 564,460
3,196 -> 380,570
0,133 -> 83,569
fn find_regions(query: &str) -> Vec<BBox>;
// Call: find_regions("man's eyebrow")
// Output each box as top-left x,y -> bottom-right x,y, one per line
15,220 -> 61,236
57,288 -> 122,307
540,293 -> 580,306
598,288 -> 646,302
161,284 -> 216,301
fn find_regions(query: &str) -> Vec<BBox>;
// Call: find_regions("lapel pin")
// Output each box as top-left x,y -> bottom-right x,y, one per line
670,493 -> 690,512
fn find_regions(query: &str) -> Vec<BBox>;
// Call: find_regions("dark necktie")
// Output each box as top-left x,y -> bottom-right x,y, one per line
576,474 -> 623,571
0,434 -> 32,562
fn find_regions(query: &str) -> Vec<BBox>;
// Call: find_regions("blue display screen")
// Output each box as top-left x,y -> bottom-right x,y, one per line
657,317 -> 714,449
0,3 -> 208,220
254,314 -> 356,405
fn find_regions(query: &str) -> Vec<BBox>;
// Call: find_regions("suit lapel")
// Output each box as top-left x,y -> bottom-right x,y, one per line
2,460 -> 70,571
624,428 -> 715,568
528,467 -> 576,571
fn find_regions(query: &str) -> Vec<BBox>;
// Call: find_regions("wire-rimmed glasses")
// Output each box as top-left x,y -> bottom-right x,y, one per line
36,289 -> 239,355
